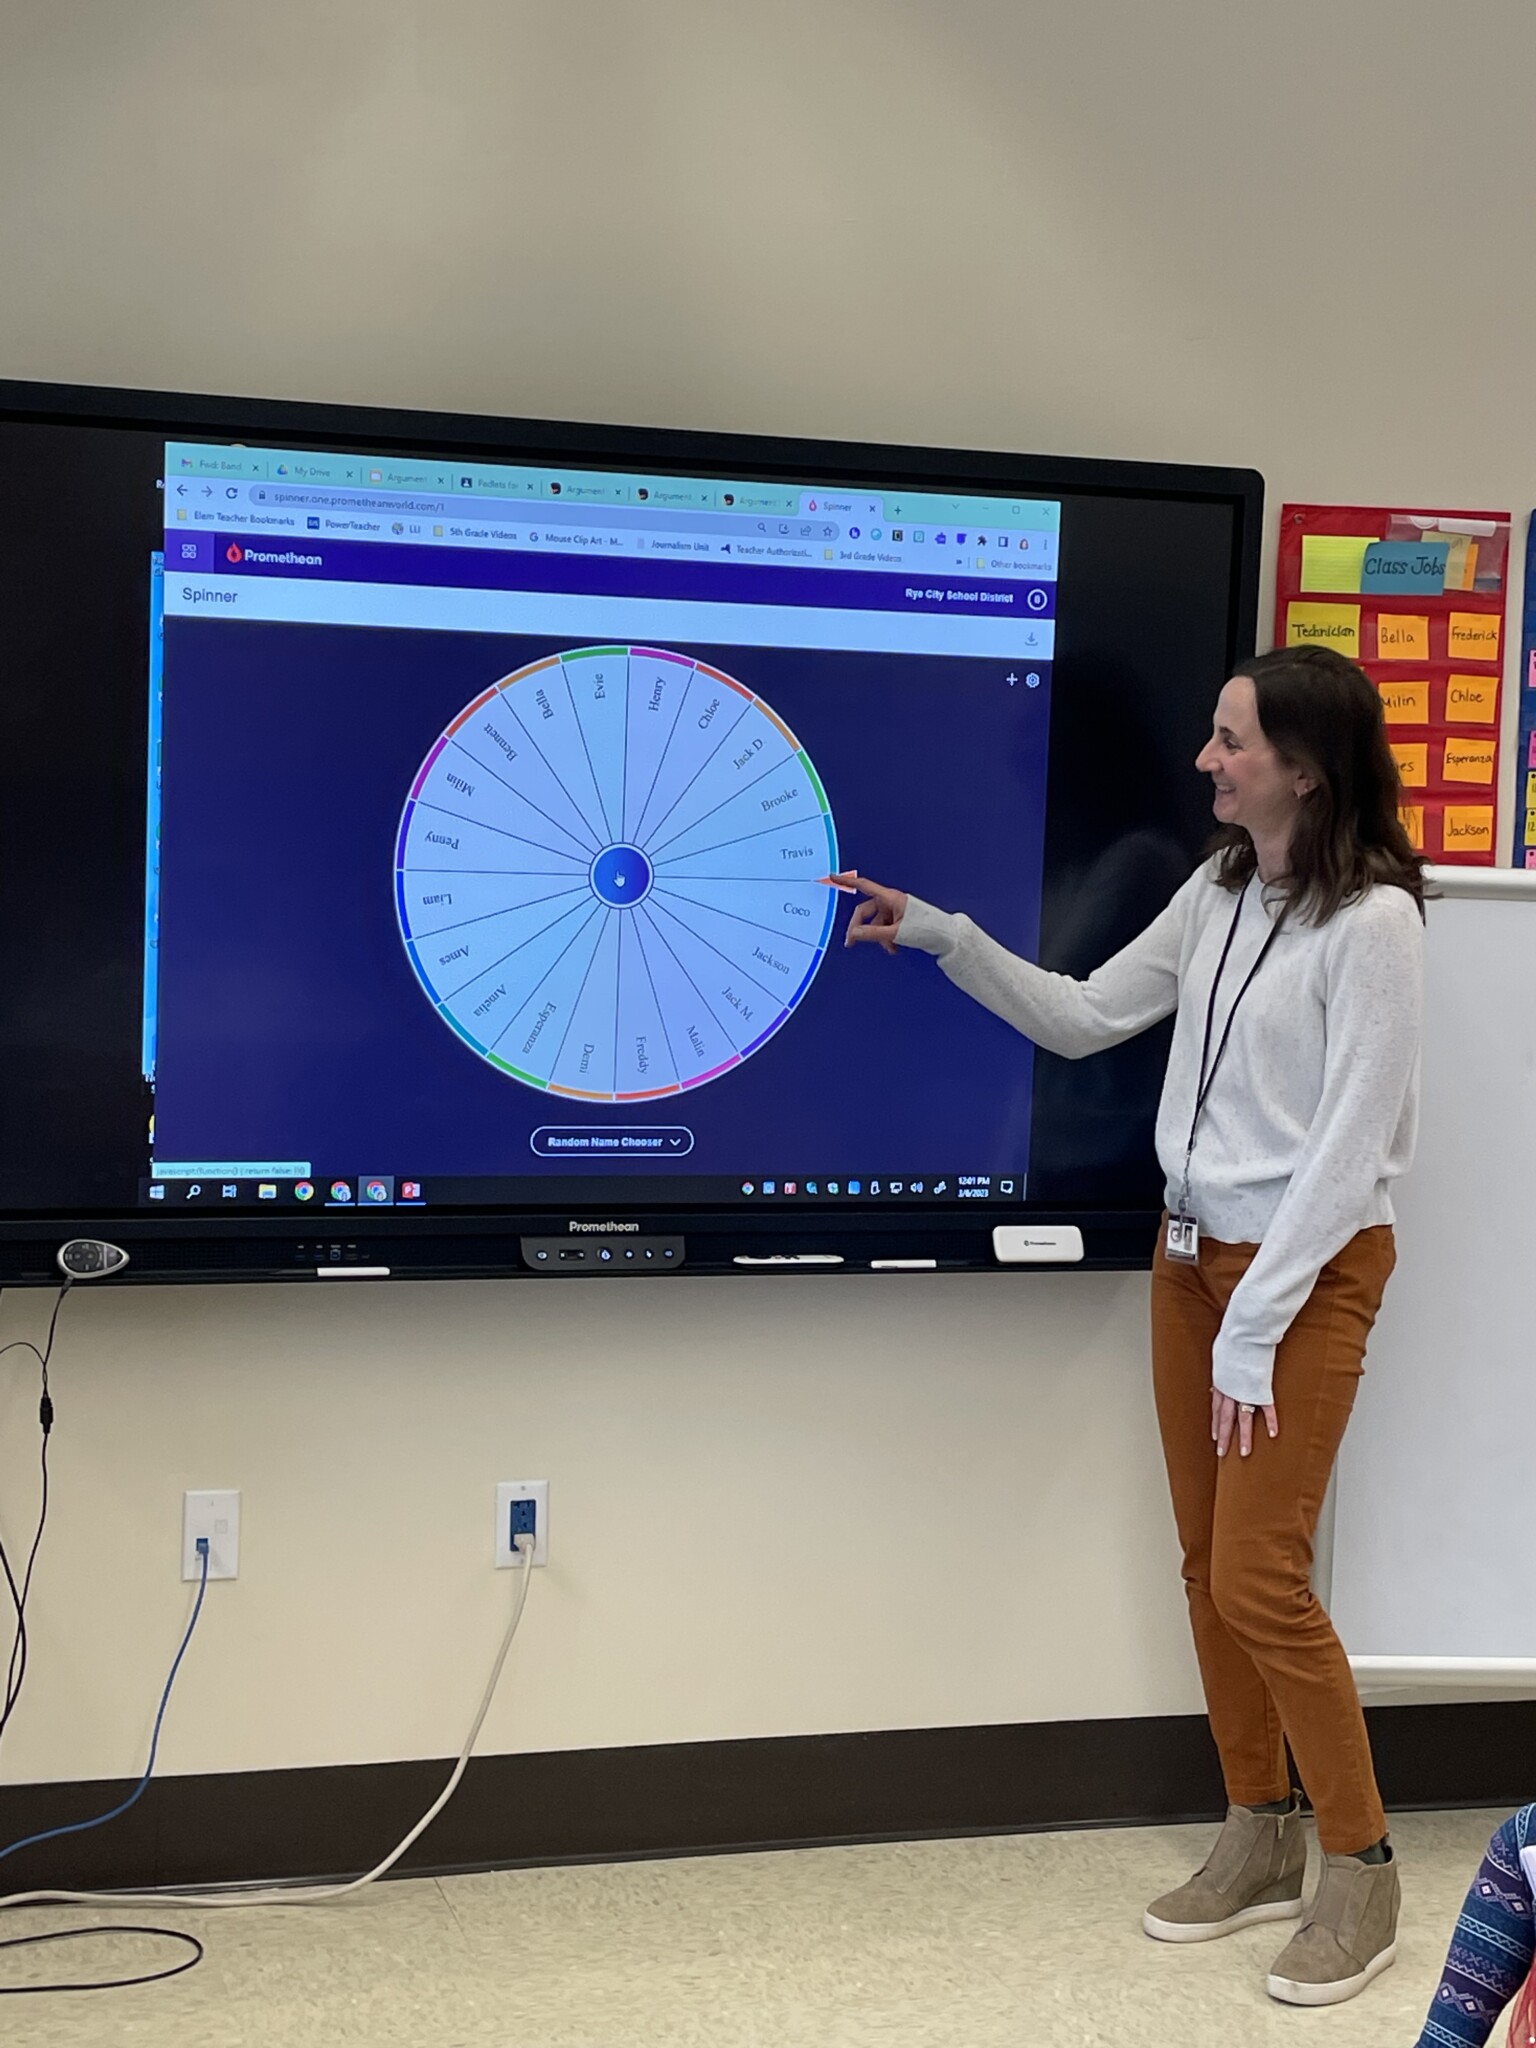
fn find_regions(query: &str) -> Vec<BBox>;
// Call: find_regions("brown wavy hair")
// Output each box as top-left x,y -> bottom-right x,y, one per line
1209,644 -> 1429,924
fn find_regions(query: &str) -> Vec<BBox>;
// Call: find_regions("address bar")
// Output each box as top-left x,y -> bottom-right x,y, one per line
254,487 -> 450,516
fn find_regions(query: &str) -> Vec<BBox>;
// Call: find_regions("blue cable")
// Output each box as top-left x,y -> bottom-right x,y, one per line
0,1540 -> 210,1871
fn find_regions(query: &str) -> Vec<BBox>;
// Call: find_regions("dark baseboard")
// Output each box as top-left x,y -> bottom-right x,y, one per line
2,1700 -> 1531,1894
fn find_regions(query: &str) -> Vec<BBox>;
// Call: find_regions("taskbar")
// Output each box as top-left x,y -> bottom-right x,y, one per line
138,1172 -> 1029,1210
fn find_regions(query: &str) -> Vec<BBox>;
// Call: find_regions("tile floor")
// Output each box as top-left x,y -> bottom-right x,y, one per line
0,1805 -> 1508,2046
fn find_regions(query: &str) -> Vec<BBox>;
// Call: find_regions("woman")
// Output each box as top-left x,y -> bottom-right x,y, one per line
1413,1805 -> 1535,2044
840,642 -> 1425,2009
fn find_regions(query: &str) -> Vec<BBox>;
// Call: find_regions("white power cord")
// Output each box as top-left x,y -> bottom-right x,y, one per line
1,1531 -> 536,1913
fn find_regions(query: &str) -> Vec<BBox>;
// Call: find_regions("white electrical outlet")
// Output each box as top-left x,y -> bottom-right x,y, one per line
183,1489 -> 240,1580
495,1480 -> 548,1568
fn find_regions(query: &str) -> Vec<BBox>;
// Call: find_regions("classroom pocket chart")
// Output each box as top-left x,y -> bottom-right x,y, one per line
1277,504 -> 1511,866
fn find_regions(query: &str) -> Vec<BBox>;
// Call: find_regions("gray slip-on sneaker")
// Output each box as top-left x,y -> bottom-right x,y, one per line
1143,1797 -> 1306,1944
1266,1846 -> 1400,2005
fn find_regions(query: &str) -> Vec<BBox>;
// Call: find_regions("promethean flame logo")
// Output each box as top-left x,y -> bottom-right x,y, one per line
568,1219 -> 639,1233
226,542 -> 244,563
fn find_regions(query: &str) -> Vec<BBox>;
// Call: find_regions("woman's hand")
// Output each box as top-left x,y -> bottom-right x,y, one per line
1213,1389 -> 1279,1459
836,873 -> 909,955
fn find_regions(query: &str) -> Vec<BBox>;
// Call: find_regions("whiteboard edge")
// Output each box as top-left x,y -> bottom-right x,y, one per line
1425,865 -> 1536,900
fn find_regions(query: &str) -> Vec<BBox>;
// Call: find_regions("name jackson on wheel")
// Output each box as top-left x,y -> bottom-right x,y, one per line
838,643 -> 1424,2011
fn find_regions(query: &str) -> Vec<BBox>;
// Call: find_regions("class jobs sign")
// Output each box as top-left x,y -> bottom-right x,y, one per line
1275,504 -> 1511,865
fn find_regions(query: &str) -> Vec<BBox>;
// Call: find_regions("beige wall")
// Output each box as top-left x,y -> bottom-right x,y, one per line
1,0 -> 1532,1783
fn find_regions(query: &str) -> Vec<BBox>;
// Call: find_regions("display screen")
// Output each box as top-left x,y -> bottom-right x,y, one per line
0,391 -> 1258,1239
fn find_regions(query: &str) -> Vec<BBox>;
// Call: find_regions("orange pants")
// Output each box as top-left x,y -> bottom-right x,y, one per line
1150,1220 -> 1396,1854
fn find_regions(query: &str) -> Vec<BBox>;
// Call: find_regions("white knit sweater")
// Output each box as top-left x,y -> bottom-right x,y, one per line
897,861 -> 1423,1406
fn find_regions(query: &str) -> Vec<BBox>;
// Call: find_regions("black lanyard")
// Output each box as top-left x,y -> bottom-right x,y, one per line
1177,882 -> 1287,1216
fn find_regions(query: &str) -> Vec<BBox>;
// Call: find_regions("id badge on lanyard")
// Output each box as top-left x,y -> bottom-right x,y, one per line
1166,883 -> 1286,1266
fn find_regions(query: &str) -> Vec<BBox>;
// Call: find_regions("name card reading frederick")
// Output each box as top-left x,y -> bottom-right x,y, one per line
1448,612 -> 1501,661
1443,807 -> 1494,852
1442,737 -> 1496,784
1375,614 -> 1429,661
1446,675 -> 1498,724
1390,742 -> 1428,788
1378,680 -> 1429,724
1286,602 -> 1360,655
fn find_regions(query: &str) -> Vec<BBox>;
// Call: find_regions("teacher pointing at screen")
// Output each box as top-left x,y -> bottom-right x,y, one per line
839,643 -> 1424,2012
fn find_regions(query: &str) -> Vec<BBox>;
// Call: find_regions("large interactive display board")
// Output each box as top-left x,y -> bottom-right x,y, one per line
0,382 -> 1260,1283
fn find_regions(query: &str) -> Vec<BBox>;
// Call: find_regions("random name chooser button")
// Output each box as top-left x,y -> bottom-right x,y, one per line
531,1126 -> 694,1157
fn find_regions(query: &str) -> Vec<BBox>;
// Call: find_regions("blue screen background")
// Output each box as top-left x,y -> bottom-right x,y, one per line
152,618 -> 1051,1181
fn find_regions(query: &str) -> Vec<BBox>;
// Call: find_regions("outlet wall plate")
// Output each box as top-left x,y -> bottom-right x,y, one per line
495,1479 -> 549,1568
183,1488 -> 240,1580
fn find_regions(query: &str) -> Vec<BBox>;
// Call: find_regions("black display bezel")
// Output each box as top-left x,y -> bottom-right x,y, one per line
0,379 -> 1262,1285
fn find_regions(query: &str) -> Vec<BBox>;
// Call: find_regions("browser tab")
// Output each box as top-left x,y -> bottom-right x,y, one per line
363,459 -> 456,491
543,472 -> 631,505
167,445 -> 268,481
716,483 -> 800,515
270,454 -> 363,485
632,478 -> 719,510
798,491 -> 882,519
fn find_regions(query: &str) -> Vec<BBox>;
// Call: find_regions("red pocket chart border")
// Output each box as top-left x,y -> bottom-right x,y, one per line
1275,503 -> 1510,866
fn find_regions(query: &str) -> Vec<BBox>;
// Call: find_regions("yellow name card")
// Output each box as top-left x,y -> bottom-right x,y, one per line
1398,805 -> 1425,850
1448,612 -> 1501,661
1527,806 -> 1536,844
1375,614 -> 1429,660
1443,806 -> 1494,852
1391,742 -> 1428,788
1442,737 -> 1496,784
1286,601 -> 1360,655
1528,769 -> 1536,810
1445,674 -> 1498,723
1300,535 -> 1373,594
1378,680 -> 1429,724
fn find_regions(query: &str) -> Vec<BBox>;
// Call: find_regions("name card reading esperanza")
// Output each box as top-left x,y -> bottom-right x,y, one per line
1446,675 -> 1498,723
1442,738 -> 1497,785
1378,680 -> 1430,724
1448,612 -> 1501,661
1286,602 -> 1359,655
1375,614 -> 1429,661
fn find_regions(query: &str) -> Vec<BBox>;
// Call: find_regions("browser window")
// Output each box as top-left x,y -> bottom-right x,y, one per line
146,441 -> 1058,1210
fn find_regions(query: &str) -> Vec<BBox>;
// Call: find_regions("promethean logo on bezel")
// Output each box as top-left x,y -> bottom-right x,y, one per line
567,1219 -> 640,1233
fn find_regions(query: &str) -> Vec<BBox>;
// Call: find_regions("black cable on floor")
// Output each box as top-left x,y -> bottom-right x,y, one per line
0,1283 -> 68,1747
0,1286 -> 209,1994
0,1923 -> 204,1994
